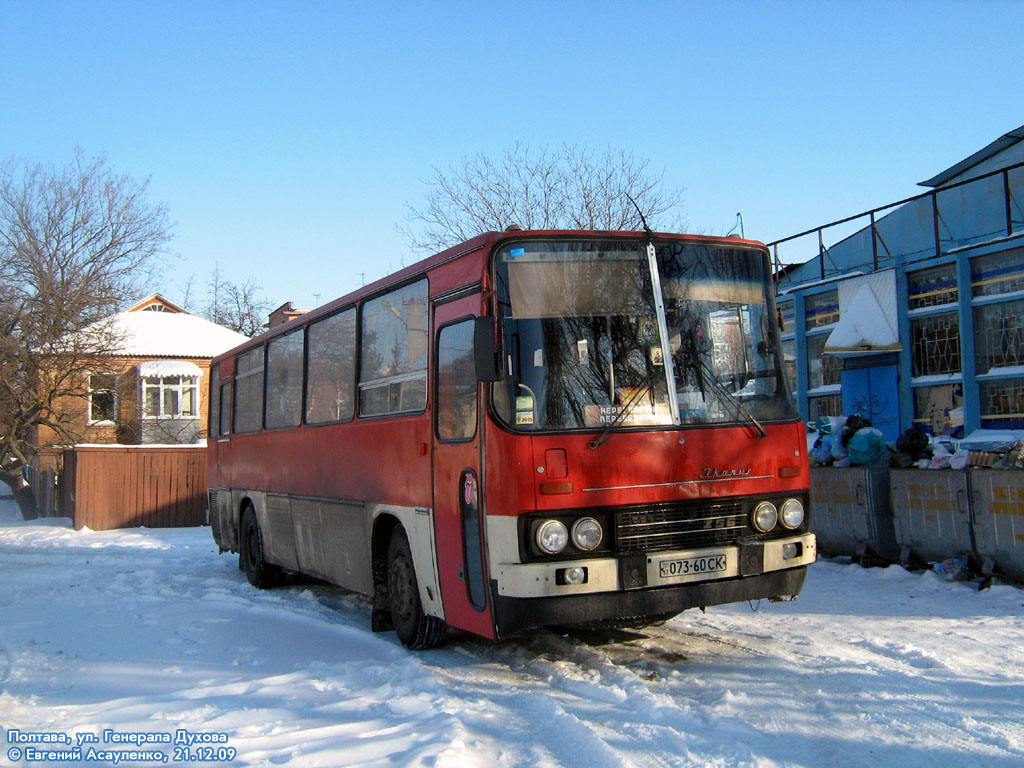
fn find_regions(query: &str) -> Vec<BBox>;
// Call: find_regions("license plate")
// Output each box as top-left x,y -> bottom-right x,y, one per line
659,554 -> 727,579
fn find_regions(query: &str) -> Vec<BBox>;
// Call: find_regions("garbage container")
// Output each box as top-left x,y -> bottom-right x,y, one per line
970,469 -> 1024,581
890,468 -> 975,566
810,466 -> 899,564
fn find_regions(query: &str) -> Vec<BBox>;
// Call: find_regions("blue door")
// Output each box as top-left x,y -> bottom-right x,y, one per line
842,364 -> 900,442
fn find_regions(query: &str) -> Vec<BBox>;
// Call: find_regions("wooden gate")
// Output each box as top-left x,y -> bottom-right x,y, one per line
61,445 -> 207,530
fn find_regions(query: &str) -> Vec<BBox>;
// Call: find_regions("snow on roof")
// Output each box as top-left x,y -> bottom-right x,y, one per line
87,310 -> 250,358
138,360 -> 204,377
824,281 -> 900,356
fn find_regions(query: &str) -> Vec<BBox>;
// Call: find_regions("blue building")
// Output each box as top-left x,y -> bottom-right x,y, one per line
772,125 -> 1024,441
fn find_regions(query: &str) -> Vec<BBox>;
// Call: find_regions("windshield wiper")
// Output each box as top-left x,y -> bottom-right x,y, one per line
680,345 -> 767,439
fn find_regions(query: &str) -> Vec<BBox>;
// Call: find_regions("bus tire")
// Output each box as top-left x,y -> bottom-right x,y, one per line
240,505 -> 282,589
387,528 -> 447,650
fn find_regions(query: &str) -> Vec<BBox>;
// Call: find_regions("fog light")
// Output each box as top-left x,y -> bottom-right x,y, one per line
560,566 -> 587,585
782,542 -> 802,560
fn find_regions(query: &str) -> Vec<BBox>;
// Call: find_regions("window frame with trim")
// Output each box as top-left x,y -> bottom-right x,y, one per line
435,316 -> 479,443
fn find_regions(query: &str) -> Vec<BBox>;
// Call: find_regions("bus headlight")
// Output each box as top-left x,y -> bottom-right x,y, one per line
780,498 -> 805,529
536,520 -> 569,554
752,501 -> 778,533
571,517 -> 603,551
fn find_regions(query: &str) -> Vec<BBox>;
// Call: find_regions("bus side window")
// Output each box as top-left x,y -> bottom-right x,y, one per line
359,280 -> 428,417
305,308 -> 356,424
437,320 -> 477,441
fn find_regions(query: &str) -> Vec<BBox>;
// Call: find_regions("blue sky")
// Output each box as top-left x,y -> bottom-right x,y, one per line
2,0 -> 1020,312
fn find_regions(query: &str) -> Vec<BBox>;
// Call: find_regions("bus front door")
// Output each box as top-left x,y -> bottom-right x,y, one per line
432,296 -> 494,638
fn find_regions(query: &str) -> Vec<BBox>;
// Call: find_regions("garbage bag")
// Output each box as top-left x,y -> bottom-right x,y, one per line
848,427 -> 885,464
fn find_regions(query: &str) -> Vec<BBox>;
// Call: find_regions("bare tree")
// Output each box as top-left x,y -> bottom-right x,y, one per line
200,263 -> 272,337
0,151 -> 172,517
401,144 -> 686,252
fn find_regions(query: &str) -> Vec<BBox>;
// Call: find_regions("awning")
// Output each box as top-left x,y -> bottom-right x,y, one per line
138,360 -> 204,378
824,280 -> 901,357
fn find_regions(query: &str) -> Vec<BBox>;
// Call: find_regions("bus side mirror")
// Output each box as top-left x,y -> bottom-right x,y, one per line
474,316 -> 504,382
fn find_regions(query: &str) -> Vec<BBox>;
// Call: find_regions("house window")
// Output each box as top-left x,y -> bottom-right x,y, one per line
777,299 -> 794,334
808,394 -> 842,422
971,248 -> 1024,297
908,263 -> 958,309
911,312 -> 961,377
974,298 -> 1024,374
980,377 -> 1024,428
913,384 -> 963,436
88,373 -> 117,423
780,338 -> 796,393
807,333 -> 840,389
142,376 -> 199,419
804,289 -> 839,330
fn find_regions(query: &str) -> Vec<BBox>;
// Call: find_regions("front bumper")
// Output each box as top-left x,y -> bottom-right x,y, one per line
493,532 -> 816,598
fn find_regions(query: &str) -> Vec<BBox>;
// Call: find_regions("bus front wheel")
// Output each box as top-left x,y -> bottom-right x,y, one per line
386,528 -> 447,650
240,505 -> 282,589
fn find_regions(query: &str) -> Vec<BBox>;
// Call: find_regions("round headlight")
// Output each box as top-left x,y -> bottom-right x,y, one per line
780,498 -> 805,529
571,517 -> 603,551
752,501 -> 778,533
536,520 -> 569,554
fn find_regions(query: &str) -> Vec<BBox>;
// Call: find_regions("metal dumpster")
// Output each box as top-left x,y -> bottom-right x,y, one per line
810,467 -> 899,564
889,468 -> 975,566
970,469 -> 1024,581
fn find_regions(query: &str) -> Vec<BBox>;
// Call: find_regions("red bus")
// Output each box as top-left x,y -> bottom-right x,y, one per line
207,230 -> 815,648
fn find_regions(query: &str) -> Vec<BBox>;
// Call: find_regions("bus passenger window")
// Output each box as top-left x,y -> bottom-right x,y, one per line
233,346 -> 264,434
359,280 -> 428,417
306,308 -> 356,424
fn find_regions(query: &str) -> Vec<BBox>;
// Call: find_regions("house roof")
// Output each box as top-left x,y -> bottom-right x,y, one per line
125,293 -> 188,313
102,310 -> 250,357
920,123 -> 1024,188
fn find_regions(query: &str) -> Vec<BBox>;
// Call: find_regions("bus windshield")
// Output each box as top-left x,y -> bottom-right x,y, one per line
493,239 -> 796,431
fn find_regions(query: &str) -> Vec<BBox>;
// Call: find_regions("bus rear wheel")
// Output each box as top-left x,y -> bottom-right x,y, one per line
240,505 -> 282,589
386,528 -> 447,650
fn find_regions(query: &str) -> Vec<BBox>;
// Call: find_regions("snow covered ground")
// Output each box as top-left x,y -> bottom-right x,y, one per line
1,501 -> 1023,767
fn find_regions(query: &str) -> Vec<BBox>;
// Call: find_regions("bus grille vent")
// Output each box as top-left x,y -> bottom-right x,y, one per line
614,502 -> 749,554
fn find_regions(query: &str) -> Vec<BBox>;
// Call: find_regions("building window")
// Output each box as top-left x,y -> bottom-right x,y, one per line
780,338 -> 796,393
913,384 -> 963,436
88,373 -> 117,423
971,248 -> 1024,297
979,377 -> 1024,428
908,263 -> 958,309
777,299 -> 795,334
808,394 -> 842,422
974,298 -> 1024,374
359,280 -> 428,417
142,376 -> 198,419
910,312 -> 961,377
804,289 -> 839,330
807,333 -> 840,389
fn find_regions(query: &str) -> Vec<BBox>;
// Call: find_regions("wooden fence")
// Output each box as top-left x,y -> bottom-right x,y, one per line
60,445 -> 207,531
